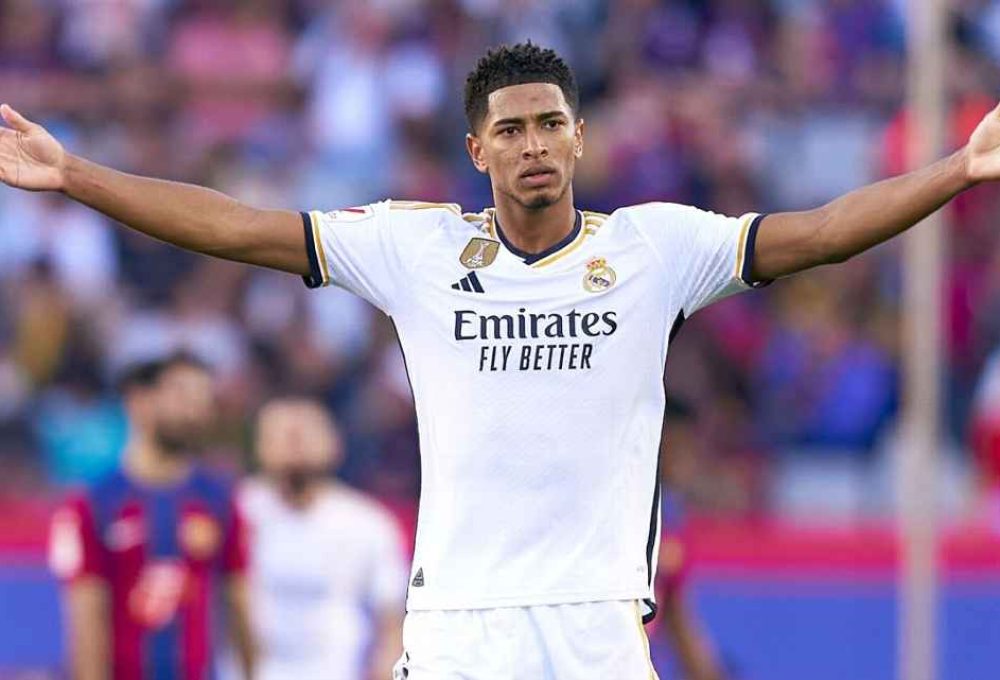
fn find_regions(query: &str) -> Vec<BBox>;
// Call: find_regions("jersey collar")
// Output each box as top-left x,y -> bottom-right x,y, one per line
492,209 -> 583,266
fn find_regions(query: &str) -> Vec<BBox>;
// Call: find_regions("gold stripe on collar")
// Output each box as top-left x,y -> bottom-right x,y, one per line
530,211 -> 591,268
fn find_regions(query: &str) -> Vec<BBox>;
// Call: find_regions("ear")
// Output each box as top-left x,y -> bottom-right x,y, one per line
466,133 -> 489,174
573,118 -> 585,158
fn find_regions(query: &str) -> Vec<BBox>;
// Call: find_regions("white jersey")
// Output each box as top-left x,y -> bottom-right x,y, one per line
301,200 -> 766,621
239,481 -> 408,680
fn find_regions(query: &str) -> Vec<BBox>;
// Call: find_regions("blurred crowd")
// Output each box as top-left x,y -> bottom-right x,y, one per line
4,0 -> 1000,519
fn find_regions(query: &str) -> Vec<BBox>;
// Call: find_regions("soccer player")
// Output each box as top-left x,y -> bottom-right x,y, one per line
47,353 -> 255,680
7,41 -> 1000,678
240,397 -> 406,680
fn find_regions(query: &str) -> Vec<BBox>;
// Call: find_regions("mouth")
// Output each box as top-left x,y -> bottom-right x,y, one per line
519,166 -> 557,187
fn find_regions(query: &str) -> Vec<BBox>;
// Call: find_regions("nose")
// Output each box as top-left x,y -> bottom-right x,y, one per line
521,126 -> 548,160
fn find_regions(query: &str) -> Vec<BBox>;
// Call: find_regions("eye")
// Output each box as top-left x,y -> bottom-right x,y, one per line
501,126 -> 519,136
543,119 -> 565,130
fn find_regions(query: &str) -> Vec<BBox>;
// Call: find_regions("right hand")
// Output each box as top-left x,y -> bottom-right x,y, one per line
0,104 -> 66,191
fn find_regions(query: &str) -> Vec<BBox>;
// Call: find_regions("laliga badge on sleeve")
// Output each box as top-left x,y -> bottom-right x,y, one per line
326,206 -> 374,222
583,257 -> 616,293
460,237 -> 499,269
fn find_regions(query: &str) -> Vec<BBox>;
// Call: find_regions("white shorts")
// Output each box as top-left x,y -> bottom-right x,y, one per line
391,599 -> 660,680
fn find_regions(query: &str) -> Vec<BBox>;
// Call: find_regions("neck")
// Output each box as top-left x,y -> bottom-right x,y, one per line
123,431 -> 192,487
276,478 -> 336,511
492,185 -> 576,255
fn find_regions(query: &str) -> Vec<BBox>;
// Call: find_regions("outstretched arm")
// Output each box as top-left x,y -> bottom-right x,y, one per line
752,102 -> 1000,281
0,104 -> 309,275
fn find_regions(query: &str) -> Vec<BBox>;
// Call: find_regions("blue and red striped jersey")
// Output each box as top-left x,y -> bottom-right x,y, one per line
49,466 -> 247,680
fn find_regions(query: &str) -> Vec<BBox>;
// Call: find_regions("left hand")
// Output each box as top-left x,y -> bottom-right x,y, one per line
966,102 -> 1000,183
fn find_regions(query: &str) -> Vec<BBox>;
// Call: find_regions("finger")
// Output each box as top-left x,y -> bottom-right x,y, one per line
0,104 -> 35,133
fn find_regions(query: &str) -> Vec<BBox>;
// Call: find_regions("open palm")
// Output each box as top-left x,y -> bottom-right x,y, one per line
967,102 -> 1000,183
0,104 -> 66,191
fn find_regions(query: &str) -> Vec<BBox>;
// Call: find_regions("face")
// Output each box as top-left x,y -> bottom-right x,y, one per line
256,401 -> 341,495
150,364 -> 216,455
467,83 -> 584,210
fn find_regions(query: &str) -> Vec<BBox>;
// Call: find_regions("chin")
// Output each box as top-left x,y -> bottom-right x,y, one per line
518,189 -> 562,210
157,429 -> 208,456
523,196 -> 555,210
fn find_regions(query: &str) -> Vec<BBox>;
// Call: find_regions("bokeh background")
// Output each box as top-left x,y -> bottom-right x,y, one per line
1,0 -> 1000,678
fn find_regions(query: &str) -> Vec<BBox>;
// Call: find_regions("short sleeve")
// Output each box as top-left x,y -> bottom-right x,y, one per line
366,511 -> 409,611
49,494 -> 107,583
630,203 -> 770,316
301,200 -> 456,314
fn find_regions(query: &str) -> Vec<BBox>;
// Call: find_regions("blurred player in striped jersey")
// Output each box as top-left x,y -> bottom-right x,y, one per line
8,38 -> 1000,679
239,397 -> 406,680
48,352 -> 255,680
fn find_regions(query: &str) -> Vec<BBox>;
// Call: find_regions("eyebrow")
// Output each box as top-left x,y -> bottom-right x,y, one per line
491,110 -> 568,128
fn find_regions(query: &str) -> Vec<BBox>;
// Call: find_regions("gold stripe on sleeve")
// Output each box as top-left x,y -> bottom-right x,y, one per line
389,200 -> 463,216
309,211 -> 331,286
733,213 -> 754,280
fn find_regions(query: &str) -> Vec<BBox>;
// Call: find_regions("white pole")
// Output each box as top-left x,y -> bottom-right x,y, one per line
900,0 -> 945,679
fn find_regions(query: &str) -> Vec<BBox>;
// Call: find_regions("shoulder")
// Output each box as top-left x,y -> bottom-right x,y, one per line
387,199 -> 464,217
327,486 -> 399,534
56,485 -> 97,520
76,469 -> 131,515
611,202 -> 754,260
189,467 -> 243,511
326,200 -> 480,255
610,201 -> 713,227
235,478 -> 277,520
381,200 -> 468,230
308,199 -> 466,233
384,201 -> 492,263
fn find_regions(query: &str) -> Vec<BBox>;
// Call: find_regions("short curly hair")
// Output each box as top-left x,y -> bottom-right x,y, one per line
464,42 -> 579,134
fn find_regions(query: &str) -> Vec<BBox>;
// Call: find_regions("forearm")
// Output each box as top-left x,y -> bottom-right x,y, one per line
70,624 -> 109,680
225,579 -> 258,679
61,154 -> 308,274
232,631 -> 257,680
367,611 -> 403,680
65,581 -> 110,680
754,149 -> 973,279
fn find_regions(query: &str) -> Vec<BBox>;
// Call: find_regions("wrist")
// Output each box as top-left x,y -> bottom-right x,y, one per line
59,153 -> 83,196
953,146 -> 980,190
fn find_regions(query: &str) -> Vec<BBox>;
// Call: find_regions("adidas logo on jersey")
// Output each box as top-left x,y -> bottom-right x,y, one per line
450,271 -> 485,294
411,567 -> 425,587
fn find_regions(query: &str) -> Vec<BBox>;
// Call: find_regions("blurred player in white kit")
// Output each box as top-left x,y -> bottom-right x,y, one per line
240,397 -> 407,680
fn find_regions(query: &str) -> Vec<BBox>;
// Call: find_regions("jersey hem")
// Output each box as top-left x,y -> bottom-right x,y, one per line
405,586 -> 652,613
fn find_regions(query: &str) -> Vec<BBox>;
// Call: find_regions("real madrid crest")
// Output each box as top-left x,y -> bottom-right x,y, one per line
460,237 -> 499,269
583,257 -> 616,293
